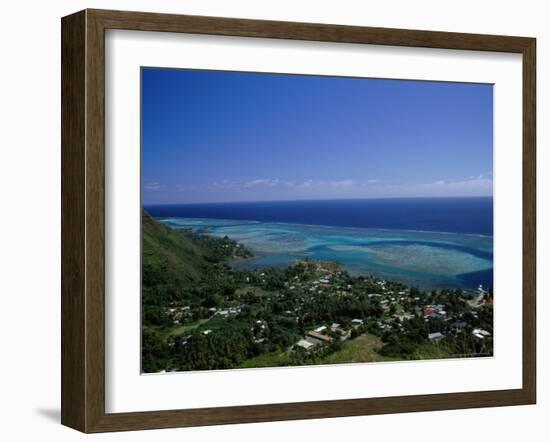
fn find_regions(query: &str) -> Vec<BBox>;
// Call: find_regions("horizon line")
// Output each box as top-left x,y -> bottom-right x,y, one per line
142,195 -> 493,207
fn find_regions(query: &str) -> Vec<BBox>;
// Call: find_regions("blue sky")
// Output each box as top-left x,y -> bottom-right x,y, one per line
142,68 -> 493,204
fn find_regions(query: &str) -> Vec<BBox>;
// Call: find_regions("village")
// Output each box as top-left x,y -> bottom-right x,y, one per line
153,258 -> 494,371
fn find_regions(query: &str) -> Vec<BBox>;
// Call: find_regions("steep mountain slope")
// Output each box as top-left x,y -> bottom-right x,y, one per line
142,209 -> 211,289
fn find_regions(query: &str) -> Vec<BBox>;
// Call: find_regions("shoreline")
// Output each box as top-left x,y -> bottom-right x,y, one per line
164,217 -> 493,292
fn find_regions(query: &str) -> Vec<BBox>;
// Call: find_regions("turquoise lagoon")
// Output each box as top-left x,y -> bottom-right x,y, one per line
160,218 -> 493,291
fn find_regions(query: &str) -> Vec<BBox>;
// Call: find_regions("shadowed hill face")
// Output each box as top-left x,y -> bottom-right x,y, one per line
142,209 -> 210,288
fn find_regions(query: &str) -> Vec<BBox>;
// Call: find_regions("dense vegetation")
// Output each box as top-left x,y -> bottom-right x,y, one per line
142,211 -> 252,329
142,211 -> 494,373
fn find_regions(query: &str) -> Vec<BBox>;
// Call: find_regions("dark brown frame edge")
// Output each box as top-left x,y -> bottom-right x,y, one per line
61,8 -> 536,433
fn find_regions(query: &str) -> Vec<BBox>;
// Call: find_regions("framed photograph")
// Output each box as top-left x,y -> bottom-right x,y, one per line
61,9 -> 536,433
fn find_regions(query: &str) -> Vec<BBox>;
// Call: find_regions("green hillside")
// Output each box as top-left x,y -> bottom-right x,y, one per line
141,210 -> 252,329
142,209 -> 210,288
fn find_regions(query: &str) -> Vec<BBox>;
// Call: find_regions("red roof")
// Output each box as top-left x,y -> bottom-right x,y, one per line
423,307 -> 435,316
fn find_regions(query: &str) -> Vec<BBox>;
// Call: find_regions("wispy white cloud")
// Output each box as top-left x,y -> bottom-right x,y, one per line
384,176 -> 493,197
143,181 -> 161,191
206,178 -> 355,190
330,179 -> 353,188
297,179 -> 353,189
244,178 -> 281,188
205,179 -> 237,190
164,174 -> 492,203
467,171 -> 493,181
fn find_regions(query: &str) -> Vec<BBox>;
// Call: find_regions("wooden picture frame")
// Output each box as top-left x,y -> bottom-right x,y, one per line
61,8 -> 536,433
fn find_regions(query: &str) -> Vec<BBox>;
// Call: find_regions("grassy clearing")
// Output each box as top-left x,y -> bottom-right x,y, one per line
167,318 -> 211,337
237,351 -> 291,369
237,334 -> 396,369
409,342 -> 451,360
320,334 -> 396,365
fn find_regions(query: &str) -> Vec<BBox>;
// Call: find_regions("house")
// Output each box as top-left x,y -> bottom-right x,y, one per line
202,329 -> 212,335
351,318 -> 364,326
315,325 -> 328,333
330,323 -> 341,330
218,310 -> 229,317
428,332 -> 444,341
423,307 -> 435,317
307,330 -> 332,343
397,312 -> 414,321
424,304 -> 446,318
296,339 -> 314,350
340,329 -> 352,340
472,328 -> 491,339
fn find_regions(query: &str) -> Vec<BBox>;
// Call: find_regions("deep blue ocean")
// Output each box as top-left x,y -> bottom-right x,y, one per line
145,197 -> 492,236
145,197 -> 493,236
145,197 -> 493,290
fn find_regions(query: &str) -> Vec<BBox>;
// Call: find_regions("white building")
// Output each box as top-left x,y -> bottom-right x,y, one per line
296,339 -> 314,350
428,332 -> 444,341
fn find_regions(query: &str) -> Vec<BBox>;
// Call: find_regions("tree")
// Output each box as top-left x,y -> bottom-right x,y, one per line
142,329 -> 170,373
